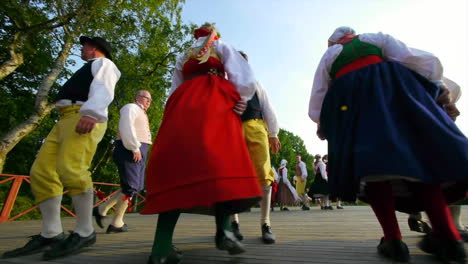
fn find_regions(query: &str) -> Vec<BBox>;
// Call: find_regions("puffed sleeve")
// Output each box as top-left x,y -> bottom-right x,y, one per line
80,57 -> 121,122
308,45 -> 342,123
256,81 -> 279,137
359,32 -> 444,86
215,40 -> 257,100
168,53 -> 185,98
319,162 -> 328,181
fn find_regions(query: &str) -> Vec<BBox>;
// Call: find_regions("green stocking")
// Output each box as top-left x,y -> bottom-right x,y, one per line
151,210 -> 180,257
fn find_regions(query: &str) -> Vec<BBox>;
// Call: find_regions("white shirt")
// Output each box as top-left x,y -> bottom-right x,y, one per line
309,32 -> 444,123
314,160 -> 328,181
118,103 -> 151,153
297,161 -> 308,179
255,81 -> 279,138
169,38 -> 257,100
55,57 -> 121,122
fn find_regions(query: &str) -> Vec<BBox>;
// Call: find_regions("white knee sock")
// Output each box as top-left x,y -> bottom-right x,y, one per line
231,214 -> 239,223
111,194 -> 129,228
337,199 -> 342,207
260,185 -> 272,226
450,205 -> 463,230
324,195 -> 330,207
98,190 -> 122,216
72,188 -> 94,237
39,195 -> 63,238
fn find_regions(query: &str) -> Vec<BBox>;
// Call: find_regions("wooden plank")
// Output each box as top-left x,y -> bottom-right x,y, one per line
0,206 -> 466,263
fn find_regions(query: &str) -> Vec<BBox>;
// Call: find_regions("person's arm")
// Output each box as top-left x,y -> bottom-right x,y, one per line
319,163 -> 328,181
119,104 -> 141,153
167,54 -> 185,98
300,162 -> 308,180
359,32 -> 443,86
215,40 -> 256,100
80,58 -> 121,122
308,45 -> 342,124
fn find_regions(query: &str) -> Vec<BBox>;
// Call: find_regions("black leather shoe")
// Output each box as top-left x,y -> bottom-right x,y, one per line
418,233 -> 466,264
261,224 -> 276,244
215,230 -> 246,255
336,206 -> 344,209
42,231 -> 96,260
93,207 -> 105,229
301,204 -> 310,210
106,224 -> 128,234
281,207 -> 289,211
377,237 -> 410,263
147,249 -> 182,264
231,221 -> 243,241
2,233 -> 65,259
407,217 -> 432,233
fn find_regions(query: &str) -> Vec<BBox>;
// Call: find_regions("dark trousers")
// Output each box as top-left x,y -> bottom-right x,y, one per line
113,140 -> 149,197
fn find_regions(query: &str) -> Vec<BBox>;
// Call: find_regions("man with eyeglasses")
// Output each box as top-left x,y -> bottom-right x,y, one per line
93,90 -> 152,233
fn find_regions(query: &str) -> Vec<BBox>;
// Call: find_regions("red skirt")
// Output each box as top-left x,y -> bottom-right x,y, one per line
141,75 -> 262,214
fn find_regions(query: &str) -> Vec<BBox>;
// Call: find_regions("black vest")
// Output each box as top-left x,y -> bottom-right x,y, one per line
241,92 -> 263,122
56,61 -> 94,102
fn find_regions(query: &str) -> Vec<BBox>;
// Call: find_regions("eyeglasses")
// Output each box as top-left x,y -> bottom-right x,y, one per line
138,95 -> 152,102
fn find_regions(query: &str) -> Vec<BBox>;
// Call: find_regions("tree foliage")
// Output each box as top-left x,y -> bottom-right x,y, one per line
270,128 -> 319,187
0,0 -> 195,219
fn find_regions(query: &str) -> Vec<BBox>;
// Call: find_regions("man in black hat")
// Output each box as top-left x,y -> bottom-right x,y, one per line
2,36 -> 120,260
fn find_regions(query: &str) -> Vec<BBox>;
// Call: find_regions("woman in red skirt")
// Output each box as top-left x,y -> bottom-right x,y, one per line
141,23 -> 262,264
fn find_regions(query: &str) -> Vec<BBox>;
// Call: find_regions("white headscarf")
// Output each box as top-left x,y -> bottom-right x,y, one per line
280,159 -> 288,168
328,26 -> 356,43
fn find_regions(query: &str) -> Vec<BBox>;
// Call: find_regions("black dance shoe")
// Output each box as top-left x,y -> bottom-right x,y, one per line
43,231 -> 96,260
231,221 -> 244,241
377,237 -> 410,263
418,233 -> 466,264
215,230 -> 246,255
92,207 -> 105,229
106,224 -> 128,234
408,217 -> 432,233
2,233 -> 65,259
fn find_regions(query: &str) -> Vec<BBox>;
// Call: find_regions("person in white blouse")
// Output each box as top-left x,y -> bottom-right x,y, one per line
93,90 -> 152,234
3,36 -> 121,260
309,26 -> 468,263
141,23 -> 262,263
229,51 -> 281,245
309,154 -> 331,210
276,159 -> 301,211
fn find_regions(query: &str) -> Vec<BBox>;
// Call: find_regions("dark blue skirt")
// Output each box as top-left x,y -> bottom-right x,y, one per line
320,61 -> 468,212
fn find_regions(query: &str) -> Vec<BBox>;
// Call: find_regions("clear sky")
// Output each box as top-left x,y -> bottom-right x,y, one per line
181,0 -> 468,155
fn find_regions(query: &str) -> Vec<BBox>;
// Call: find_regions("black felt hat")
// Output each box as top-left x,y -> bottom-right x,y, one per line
79,36 -> 113,60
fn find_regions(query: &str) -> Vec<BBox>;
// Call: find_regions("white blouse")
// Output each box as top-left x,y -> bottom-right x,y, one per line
314,161 -> 328,181
256,81 -> 279,138
168,38 -> 257,100
308,32 -> 444,123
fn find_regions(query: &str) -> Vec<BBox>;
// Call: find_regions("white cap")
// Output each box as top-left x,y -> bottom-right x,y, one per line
328,26 -> 356,43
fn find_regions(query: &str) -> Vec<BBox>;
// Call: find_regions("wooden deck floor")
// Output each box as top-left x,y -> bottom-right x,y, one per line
1,206 -> 466,264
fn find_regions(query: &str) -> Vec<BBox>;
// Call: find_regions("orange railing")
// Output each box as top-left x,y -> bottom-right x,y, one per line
0,174 -> 146,222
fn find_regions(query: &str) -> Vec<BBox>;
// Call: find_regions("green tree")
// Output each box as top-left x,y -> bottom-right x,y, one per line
270,128 -> 318,187
0,0 -> 192,174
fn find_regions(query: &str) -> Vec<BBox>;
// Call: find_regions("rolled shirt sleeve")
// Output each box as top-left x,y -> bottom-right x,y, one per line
80,57 -> 121,122
256,81 -> 279,137
119,104 -> 141,153
300,161 -> 308,179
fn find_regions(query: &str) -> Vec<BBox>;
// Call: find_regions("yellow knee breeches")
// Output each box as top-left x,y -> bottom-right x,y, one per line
30,106 -> 107,203
242,119 -> 275,186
